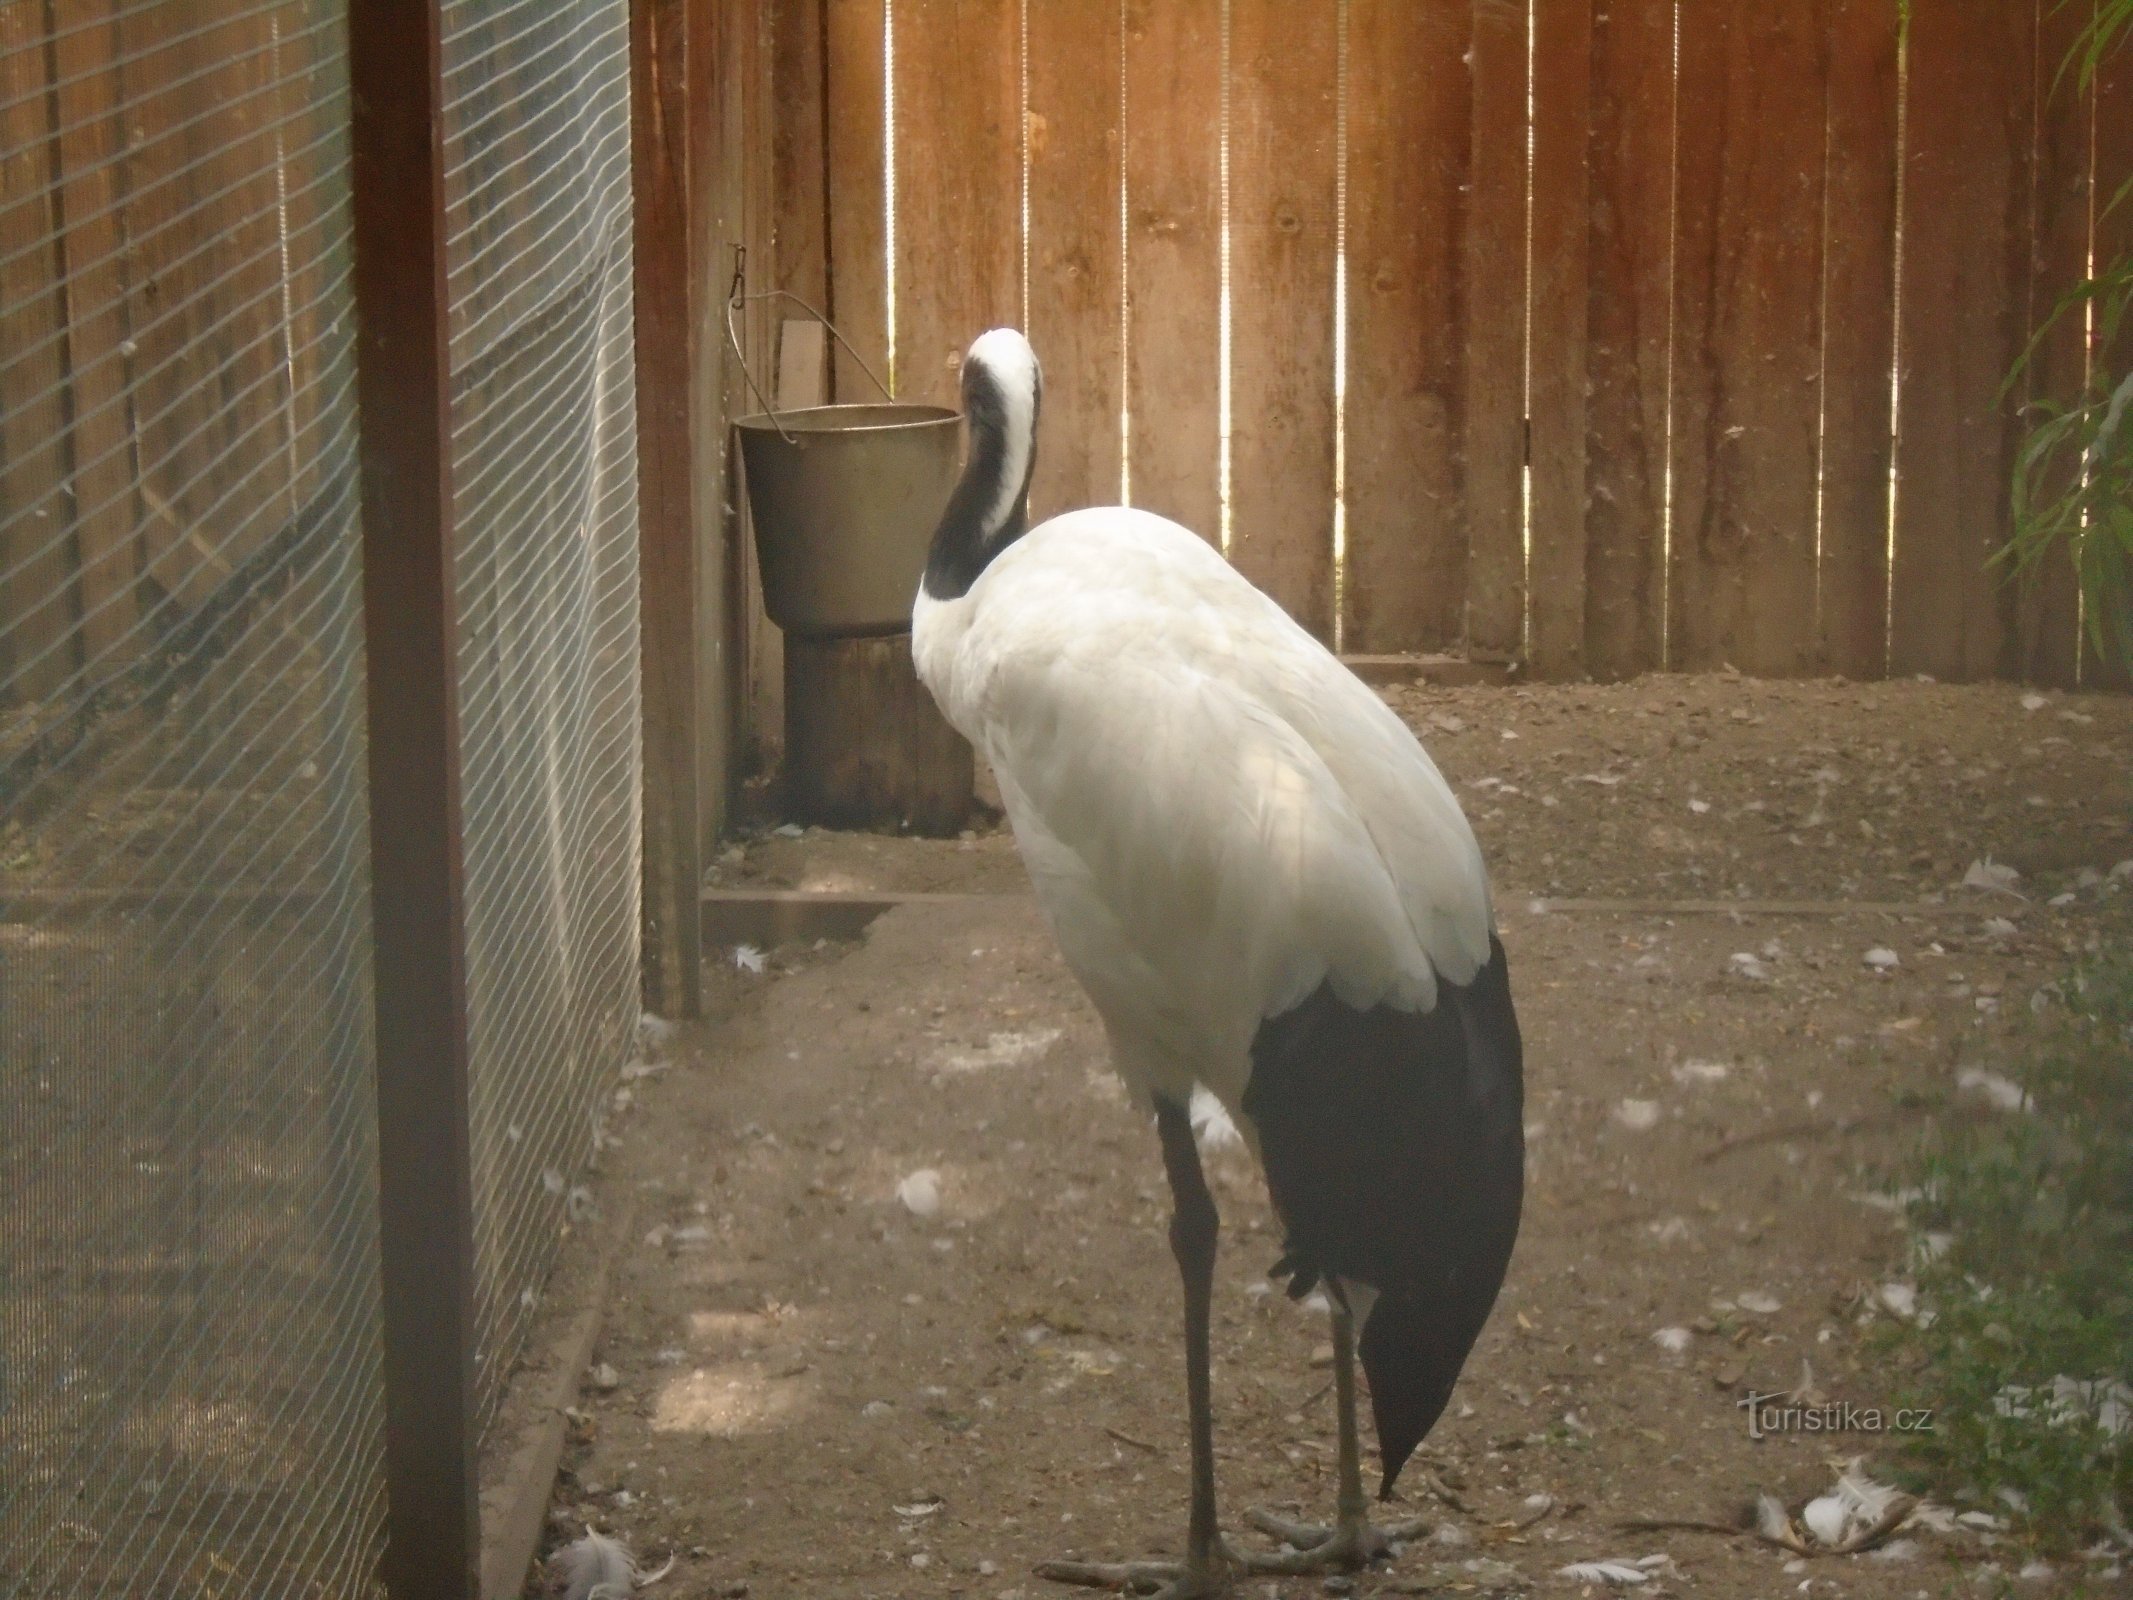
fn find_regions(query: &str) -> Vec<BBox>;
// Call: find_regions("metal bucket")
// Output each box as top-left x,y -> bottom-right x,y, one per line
735,403 -> 962,637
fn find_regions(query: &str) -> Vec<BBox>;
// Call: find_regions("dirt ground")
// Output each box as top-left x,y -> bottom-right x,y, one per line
538,675 -> 2133,1600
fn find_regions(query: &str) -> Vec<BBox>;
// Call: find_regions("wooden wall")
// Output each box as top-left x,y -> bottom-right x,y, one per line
631,0 -> 789,1007
765,0 -> 2132,688
0,3 -> 342,711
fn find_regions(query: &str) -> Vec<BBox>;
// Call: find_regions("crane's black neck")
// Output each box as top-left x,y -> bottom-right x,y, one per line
921,355 -> 1039,601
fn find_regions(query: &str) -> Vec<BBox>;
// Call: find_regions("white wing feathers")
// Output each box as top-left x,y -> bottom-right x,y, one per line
917,508 -> 1493,1057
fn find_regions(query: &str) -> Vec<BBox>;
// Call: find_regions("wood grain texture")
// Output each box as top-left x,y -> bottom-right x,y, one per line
1890,0 -> 2035,680
1027,0 -> 1123,522
1669,1 -> 1828,676
693,0 -> 735,845
771,0 -> 830,773
0,4 -> 82,702
2083,24 -> 2132,688
2019,0 -> 2089,688
2098,29 -> 2133,379
1123,0 -> 1222,541
892,0 -> 1021,408
714,0 -> 777,787
1526,0 -> 1593,677
784,631 -> 973,834
1581,0 -> 1673,679
1343,0 -> 1469,653
1462,0 -> 1529,659
49,3 -> 142,672
825,0 -> 889,400
740,0 -> 785,777
1817,0 -> 1900,678
773,0 -> 830,308
1227,0 -> 1338,635
630,0 -> 704,1015
121,7 -> 295,611
265,7 -> 333,519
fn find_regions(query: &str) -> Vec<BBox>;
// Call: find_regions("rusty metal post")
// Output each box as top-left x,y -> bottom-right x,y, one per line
349,0 -> 480,1594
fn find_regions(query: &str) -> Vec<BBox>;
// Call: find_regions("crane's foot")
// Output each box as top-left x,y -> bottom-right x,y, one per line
1037,1551 -> 1231,1598
1227,1508 -> 1427,1575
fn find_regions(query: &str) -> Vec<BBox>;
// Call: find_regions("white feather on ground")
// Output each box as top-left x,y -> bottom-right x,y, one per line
1555,1558 -> 1658,1586
551,1529 -> 676,1600
552,1530 -> 637,1600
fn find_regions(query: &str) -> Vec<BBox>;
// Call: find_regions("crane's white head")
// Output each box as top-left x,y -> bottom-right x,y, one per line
922,329 -> 1043,601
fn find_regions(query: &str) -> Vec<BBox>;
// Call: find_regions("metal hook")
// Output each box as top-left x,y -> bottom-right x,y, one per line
724,249 -> 896,445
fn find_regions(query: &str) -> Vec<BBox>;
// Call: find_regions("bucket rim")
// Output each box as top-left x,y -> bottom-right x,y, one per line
735,402 -> 961,437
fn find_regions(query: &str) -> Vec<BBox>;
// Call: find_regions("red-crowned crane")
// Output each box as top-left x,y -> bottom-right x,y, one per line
912,329 -> 1524,1599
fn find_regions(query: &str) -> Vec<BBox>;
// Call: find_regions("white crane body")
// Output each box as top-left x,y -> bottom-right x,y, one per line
915,506 -> 1495,1124
911,331 -> 1523,1588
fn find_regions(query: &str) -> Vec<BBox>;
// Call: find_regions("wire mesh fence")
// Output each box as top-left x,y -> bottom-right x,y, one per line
1,0 -> 642,1591
0,2 -> 385,1592
439,0 -> 641,1442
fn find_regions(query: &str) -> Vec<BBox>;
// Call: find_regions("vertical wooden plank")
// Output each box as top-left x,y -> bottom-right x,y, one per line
631,0 -> 704,1018
1817,0 -> 1900,678
2094,29 -> 2133,380
121,6 -> 292,611
1344,0 -> 1470,652
1228,0 -> 1337,635
892,0 -> 1021,408
750,0 -> 780,399
740,0 -> 784,775
1123,0 -> 1222,540
1463,0 -> 1529,659
268,6 -> 330,519
1890,0 -> 2035,680
1026,0 -> 1123,522
692,0 -> 734,845
0,5 -> 82,702
777,320 -> 829,404
715,0 -> 760,798
824,0 -> 887,400
349,0 -> 482,1584
1669,2 -> 1828,676
774,0 -> 830,310
2020,0 -> 2090,688
1526,0 -> 1592,676
1580,0 -> 1672,678
49,4 -> 140,674
2083,27 -> 2132,688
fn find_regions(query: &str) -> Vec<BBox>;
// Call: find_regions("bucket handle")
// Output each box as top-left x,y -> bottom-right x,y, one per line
725,247 -> 894,444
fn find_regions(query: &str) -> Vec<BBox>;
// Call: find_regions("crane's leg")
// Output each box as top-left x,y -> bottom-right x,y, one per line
1038,1097 -> 1231,1598
1231,1303 -> 1427,1575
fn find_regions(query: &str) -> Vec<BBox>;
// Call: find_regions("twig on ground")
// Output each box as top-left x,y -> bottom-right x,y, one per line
1699,1108 -> 1914,1163
1616,1492 -> 1917,1556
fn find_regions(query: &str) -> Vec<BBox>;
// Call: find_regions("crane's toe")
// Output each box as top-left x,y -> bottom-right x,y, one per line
1228,1507 -> 1427,1575
1035,1555 -> 1230,1598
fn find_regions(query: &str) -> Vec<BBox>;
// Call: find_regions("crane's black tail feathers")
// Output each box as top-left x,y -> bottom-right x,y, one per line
1244,936 -> 1525,1495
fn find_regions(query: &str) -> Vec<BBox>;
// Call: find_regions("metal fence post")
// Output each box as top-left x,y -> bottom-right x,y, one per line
349,0 -> 480,1595
632,0 -> 707,1020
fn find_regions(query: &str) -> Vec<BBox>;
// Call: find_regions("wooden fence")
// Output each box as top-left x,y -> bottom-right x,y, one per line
770,0 -> 2133,687
0,4 -> 345,711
